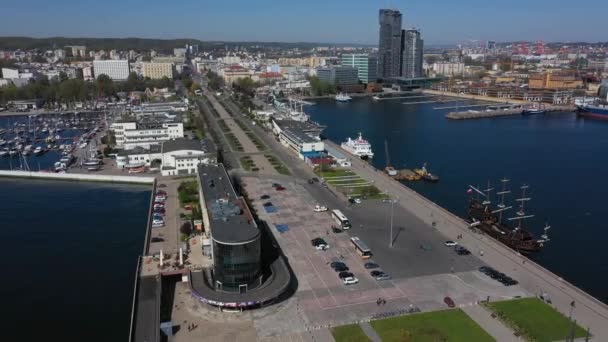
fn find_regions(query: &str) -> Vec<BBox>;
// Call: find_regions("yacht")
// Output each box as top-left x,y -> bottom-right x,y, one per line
341,132 -> 374,159
335,93 -> 352,102
33,146 -> 44,155
0,148 -> 8,157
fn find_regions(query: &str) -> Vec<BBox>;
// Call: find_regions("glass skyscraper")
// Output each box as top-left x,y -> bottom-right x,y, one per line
378,9 -> 403,79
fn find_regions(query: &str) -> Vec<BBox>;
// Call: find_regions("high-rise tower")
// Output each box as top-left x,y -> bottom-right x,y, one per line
378,9 -> 403,78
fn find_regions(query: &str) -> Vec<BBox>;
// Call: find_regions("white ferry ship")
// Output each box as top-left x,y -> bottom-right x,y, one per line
341,132 -> 374,159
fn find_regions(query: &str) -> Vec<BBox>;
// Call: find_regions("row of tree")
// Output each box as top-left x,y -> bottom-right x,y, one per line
0,72 -> 177,106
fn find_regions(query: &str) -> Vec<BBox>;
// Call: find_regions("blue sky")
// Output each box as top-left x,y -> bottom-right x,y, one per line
0,0 -> 605,45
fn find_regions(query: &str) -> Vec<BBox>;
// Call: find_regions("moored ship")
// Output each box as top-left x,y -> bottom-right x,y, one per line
341,132 -> 374,159
467,180 -> 550,253
576,95 -> 608,120
335,93 -> 352,102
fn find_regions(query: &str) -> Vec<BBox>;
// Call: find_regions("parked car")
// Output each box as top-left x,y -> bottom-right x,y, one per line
312,177 -> 319,182
152,219 -> 165,225
330,262 -> 349,272
260,194 -> 271,200
455,246 -> 471,255
272,183 -> 282,188
444,296 -> 456,308
338,271 -> 354,280
348,198 -> 362,204
444,240 -> 458,247
156,190 -> 167,195
157,184 -> 167,188
364,262 -> 380,269
276,186 -> 286,191
342,277 -> 359,285
151,237 -> 164,243
374,272 -> 392,281
263,202 -> 274,207
313,205 -> 328,212
311,238 -> 329,250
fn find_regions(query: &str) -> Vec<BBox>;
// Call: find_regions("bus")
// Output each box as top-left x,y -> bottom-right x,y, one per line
331,209 -> 351,229
350,237 -> 372,259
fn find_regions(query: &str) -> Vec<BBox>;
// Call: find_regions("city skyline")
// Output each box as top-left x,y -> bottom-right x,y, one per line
1,0 -> 607,45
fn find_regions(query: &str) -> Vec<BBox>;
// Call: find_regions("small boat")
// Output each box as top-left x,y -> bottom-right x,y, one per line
522,108 -> 546,115
372,96 -> 381,101
33,146 -> 44,155
8,148 -> 18,156
335,93 -> 352,102
0,148 -> 8,157
414,163 -> 440,182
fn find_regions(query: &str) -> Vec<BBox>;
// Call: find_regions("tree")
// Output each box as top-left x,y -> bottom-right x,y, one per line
308,76 -> 336,96
95,74 -> 115,98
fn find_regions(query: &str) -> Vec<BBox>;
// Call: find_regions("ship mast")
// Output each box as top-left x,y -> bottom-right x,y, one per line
495,178 -> 512,223
508,185 -> 535,231
482,180 -> 494,206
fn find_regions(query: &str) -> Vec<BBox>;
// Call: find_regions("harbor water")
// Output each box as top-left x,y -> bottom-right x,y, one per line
307,97 -> 608,304
0,178 -> 150,341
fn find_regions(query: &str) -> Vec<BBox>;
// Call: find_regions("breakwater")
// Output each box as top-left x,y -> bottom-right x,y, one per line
0,170 -> 155,184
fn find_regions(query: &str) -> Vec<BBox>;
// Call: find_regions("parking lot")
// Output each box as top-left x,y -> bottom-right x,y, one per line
148,178 -> 182,256
242,176 -> 529,329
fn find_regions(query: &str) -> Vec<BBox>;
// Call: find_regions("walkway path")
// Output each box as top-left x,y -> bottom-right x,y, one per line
327,140 -> 608,340
462,305 -> 520,342
203,90 -> 276,174
359,322 -> 381,342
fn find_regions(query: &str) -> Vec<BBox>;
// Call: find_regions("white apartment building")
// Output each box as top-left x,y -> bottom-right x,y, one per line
93,60 -> 130,80
142,62 -> 175,79
432,62 -> 465,76
111,121 -> 184,149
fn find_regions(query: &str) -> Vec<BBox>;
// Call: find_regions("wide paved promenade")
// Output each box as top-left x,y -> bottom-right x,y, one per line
328,140 -> 608,339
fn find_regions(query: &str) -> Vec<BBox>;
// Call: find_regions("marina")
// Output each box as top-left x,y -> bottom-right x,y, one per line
0,111 -> 111,172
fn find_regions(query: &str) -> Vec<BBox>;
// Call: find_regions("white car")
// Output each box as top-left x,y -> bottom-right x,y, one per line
342,277 -> 359,285
444,240 -> 458,247
313,205 -> 328,212
315,243 -> 329,251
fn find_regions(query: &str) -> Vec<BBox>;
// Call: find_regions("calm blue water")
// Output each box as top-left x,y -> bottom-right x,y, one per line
307,98 -> 608,304
0,179 -> 150,341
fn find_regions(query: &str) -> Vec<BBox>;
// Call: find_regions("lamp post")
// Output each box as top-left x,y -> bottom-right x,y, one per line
389,196 -> 398,248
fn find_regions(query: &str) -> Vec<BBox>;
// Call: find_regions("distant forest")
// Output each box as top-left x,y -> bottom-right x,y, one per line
0,37 -> 372,52
0,37 -> 207,53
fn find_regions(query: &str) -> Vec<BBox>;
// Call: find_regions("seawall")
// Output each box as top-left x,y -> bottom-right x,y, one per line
0,170 -> 155,184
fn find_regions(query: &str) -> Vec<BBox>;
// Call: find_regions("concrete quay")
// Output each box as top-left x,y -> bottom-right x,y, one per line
328,139 -> 608,340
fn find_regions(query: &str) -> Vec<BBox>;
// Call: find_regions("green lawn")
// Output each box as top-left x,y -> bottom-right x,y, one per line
331,324 -> 370,342
370,309 -> 495,342
485,298 -> 586,341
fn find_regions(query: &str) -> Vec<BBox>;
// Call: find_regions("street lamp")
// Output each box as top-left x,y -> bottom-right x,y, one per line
389,196 -> 398,248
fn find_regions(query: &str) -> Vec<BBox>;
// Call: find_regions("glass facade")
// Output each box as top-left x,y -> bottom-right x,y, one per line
213,238 -> 261,291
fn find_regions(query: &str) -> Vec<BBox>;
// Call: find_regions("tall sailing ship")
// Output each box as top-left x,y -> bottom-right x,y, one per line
467,179 -> 550,253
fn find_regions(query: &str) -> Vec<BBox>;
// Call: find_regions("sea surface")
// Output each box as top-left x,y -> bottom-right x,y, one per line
0,178 -> 150,341
307,97 -> 608,304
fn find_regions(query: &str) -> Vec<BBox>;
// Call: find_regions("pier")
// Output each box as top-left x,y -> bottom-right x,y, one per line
0,170 -> 155,184
446,105 -> 572,120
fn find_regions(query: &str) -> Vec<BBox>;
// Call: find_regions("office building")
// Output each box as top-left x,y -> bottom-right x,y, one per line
341,54 -> 378,84
93,60 -> 130,80
110,114 -> 184,150
1,68 -> 19,79
401,29 -> 424,78
198,163 -> 262,291
316,66 -> 359,87
142,62 -> 175,79
378,9 -> 403,78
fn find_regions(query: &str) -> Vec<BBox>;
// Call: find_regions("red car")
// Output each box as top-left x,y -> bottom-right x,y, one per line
444,296 -> 455,308
276,186 -> 286,191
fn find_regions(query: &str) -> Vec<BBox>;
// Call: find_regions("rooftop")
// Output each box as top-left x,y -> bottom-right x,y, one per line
198,164 -> 260,244
161,138 -> 203,154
